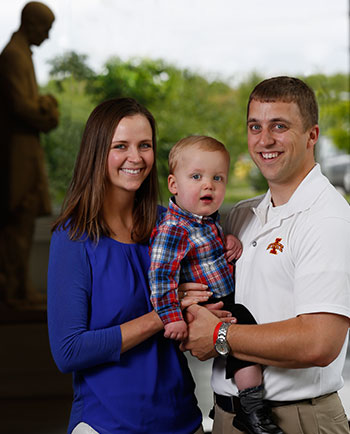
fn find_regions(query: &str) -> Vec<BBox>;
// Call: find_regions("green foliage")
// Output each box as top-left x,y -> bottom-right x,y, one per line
40,78 -> 95,206
248,167 -> 269,192
304,74 -> 350,152
47,51 -> 94,92
88,57 -> 169,106
89,57 -> 264,198
41,50 -> 350,207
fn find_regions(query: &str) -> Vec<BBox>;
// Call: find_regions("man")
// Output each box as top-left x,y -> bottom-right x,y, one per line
182,76 -> 350,433
0,2 -> 59,304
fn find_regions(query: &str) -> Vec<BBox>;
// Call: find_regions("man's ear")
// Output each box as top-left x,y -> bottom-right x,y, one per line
307,124 -> 320,150
168,174 -> 177,195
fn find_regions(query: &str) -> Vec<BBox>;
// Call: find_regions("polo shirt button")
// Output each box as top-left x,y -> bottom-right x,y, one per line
252,241 -> 257,247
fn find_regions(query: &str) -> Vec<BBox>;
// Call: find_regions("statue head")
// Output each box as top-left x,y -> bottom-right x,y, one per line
20,2 -> 55,46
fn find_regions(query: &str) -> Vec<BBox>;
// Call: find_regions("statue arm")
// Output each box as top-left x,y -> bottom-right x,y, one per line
0,50 -> 59,132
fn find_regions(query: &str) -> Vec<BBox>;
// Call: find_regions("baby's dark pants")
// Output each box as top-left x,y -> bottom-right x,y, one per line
210,292 -> 257,379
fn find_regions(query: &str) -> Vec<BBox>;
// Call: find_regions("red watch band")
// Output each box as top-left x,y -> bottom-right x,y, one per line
213,322 -> 223,345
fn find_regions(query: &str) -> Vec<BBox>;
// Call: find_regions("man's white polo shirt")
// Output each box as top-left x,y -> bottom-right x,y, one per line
212,164 -> 350,401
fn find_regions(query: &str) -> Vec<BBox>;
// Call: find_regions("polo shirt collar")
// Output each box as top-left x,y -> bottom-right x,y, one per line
168,197 -> 219,223
253,164 -> 329,225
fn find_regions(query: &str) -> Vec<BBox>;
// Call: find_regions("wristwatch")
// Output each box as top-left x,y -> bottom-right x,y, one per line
214,322 -> 232,357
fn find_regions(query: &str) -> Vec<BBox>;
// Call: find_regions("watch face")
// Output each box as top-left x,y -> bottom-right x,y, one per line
215,340 -> 229,356
214,322 -> 231,356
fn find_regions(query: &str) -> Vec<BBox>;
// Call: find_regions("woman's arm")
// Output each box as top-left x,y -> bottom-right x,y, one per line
47,231 -> 119,373
121,281 -> 222,351
47,230 -> 163,373
120,311 -> 163,353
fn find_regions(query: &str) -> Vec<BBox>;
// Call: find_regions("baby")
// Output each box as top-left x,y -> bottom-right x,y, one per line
149,135 -> 283,434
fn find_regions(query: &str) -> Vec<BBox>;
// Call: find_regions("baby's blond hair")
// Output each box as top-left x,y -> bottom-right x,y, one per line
168,135 -> 230,174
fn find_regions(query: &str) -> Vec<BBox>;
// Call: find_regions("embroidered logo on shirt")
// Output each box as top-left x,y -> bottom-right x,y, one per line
267,238 -> 284,255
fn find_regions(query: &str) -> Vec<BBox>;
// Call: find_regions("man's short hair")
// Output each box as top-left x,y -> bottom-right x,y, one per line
248,76 -> 318,131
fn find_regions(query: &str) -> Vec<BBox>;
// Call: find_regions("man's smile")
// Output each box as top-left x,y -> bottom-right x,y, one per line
261,152 -> 281,160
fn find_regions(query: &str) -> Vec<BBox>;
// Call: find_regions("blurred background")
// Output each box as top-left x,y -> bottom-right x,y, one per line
0,1 -> 349,433
1,0 -> 349,208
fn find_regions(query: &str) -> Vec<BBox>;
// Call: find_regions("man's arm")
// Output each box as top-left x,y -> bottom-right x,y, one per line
181,304 -> 349,368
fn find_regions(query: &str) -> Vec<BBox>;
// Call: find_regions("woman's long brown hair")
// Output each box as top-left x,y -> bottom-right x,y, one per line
52,97 -> 159,244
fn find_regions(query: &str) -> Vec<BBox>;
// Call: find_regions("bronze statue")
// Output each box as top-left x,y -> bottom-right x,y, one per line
0,2 -> 59,306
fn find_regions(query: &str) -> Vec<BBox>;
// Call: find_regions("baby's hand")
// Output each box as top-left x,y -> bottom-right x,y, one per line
164,320 -> 188,341
225,234 -> 243,263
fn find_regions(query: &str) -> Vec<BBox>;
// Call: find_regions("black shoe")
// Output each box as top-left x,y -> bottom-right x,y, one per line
233,405 -> 283,434
232,385 -> 284,434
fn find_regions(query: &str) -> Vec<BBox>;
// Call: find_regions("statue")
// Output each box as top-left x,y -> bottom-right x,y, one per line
0,2 -> 59,307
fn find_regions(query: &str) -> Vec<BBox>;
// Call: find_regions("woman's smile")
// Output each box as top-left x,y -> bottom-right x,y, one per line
120,167 -> 143,175
106,114 -> 154,193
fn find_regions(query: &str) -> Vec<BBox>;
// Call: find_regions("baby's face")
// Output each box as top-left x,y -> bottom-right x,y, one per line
168,145 -> 229,216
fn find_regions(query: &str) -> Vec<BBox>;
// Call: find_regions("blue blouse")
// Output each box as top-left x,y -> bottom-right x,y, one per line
47,226 -> 202,434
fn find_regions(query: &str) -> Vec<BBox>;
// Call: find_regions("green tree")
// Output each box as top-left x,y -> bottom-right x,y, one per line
47,51 -> 94,91
88,56 -> 170,106
89,57 -> 262,198
41,51 -> 96,206
41,78 -> 95,206
41,51 -> 349,207
305,74 -> 350,152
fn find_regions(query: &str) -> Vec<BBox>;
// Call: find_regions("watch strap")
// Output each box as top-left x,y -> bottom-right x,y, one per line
213,322 -> 223,345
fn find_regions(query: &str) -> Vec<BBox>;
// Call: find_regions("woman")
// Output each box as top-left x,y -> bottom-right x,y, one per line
47,98 -> 213,433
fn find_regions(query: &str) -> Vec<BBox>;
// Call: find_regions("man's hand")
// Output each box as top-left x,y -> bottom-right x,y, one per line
180,304 -> 220,360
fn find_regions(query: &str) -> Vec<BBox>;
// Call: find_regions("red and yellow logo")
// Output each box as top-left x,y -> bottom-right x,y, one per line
267,238 -> 284,255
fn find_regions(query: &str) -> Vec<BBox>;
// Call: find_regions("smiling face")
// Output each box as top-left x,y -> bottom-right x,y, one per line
106,114 -> 154,196
168,144 -> 229,216
247,100 -> 319,203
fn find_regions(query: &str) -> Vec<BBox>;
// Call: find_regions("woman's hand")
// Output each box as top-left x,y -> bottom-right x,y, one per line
178,282 -> 236,320
178,282 -> 212,310
185,301 -> 236,324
